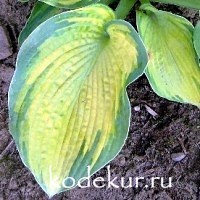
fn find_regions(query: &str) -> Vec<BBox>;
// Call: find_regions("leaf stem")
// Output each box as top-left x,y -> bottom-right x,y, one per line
114,0 -> 137,19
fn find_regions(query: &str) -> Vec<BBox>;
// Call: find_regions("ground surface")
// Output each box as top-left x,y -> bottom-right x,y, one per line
0,0 -> 200,199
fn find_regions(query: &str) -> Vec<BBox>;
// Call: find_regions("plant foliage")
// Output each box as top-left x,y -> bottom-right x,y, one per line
137,4 -> 200,106
9,4 -> 147,196
8,0 -> 200,197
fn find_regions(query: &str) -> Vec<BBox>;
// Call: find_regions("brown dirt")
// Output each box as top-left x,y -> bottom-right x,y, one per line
0,0 -> 200,199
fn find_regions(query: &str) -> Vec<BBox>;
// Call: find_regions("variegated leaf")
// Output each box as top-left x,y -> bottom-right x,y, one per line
9,4 -> 147,197
137,4 -> 200,106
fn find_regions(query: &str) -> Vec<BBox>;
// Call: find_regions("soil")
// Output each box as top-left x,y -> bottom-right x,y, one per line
0,0 -> 200,199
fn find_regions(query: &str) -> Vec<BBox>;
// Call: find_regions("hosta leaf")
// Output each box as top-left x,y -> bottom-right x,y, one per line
9,4 -> 147,197
151,0 -> 200,9
137,4 -> 200,106
194,21 -> 200,58
19,2 -> 61,46
39,0 -> 98,9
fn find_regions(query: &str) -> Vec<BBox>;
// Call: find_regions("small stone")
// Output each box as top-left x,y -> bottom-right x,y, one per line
171,152 -> 186,162
0,26 -> 12,60
134,105 -> 140,112
144,105 -> 158,118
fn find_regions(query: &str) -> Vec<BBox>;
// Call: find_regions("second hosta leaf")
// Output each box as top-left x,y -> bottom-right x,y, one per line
39,0 -> 97,9
137,4 -> 200,106
9,4 -> 147,197
19,2 -> 61,46
19,0 -> 97,9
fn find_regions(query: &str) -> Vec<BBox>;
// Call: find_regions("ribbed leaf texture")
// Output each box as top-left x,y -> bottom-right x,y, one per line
9,4 -> 147,197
